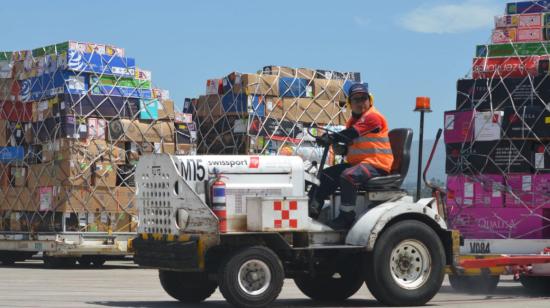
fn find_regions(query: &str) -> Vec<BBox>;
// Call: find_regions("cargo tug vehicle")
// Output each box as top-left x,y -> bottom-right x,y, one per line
131,128 -> 460,307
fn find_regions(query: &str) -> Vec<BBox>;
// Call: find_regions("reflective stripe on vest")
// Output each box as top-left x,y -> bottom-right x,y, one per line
348,148 -> 393,155
346,107 -> 393,172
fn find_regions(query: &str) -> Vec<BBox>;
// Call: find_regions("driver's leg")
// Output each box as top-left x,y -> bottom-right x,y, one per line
308,163 -> 350,216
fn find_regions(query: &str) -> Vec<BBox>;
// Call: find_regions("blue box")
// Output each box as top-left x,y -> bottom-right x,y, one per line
91,84 -> 153,99
279,77 -> 310,98
64,50 -> 135,77
0,146 -> 24,162
139,99 -> 159,120
20,70 -> 89,102
221,93 -> 248,113
220,93 -> 266,115
507,1 -> 550,14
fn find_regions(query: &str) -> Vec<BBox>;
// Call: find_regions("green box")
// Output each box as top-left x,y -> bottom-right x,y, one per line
476,42 -> 550,58
32,42 -> 69,57
0,52 -> 12,61
93,75 -> 152,89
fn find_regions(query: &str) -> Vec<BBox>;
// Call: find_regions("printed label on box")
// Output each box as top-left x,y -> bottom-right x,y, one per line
445,114 -> 455,130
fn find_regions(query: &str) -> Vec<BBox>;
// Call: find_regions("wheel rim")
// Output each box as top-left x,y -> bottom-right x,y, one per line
389,239 -> 432,290
237,259 -> 271,296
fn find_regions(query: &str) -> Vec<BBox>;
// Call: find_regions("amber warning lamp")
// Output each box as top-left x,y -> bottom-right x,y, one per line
414,96 -> 431,201
414,96 -> 432,112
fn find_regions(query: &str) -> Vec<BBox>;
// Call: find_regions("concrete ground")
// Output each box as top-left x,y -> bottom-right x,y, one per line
0,260 -> 549,308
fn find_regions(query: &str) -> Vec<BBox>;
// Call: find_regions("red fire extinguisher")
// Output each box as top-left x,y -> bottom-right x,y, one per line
211,178 -> 227,233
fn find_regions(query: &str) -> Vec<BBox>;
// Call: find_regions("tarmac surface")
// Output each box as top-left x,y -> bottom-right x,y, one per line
0,259 -> 549,308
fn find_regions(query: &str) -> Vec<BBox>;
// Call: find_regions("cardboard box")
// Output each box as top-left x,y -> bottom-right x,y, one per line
277,98 -> 349,125
280,77 -> 312,98
448,207 -> 546,239
444,110 -> 474,144
206,79 -> 223,95
55,94 -> 140,118
446,140 -> 533,174
502,106 -> 550,139
108,119 -> 175,143
46,139 -> 125,163
0,79 -> 19,101
456,76 -> 550,111
504,174 -> 536,208
1,100 -> 32,122
7,121 -> 25,146
27,160 -> 93,188
477,42 -> 550,57
474,111 -> 503,141
196,95 -> 223,118
87,118 -> 107,140
262,65 -> 296,78
507,1 -> 550,14
492,28 -> 517,43
472,56 -> 546,79
2,187 -> 35,211
93,161 -> 116,188
240,74 -> 279,96
446,175 -> 504,209
0,120 -> 8,146
495,14 -> 520,28
517,27 -> 544,42
157,99 -> 175,120
313,79 -> 352,102
174,112 -> 192,124
116,164 -> 135,187
9,166 -> 27,187
0,164 -> 9,187
33,98 -> 56,121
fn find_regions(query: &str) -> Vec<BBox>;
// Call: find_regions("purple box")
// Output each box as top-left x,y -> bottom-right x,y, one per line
448,207 -> 546,239
444,110 -> 474,144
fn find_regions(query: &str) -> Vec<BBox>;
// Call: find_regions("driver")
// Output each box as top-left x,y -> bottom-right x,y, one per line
310,83 -> 393,229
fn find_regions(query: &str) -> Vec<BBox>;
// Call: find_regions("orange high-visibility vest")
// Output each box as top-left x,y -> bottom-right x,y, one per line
346,107 -> 393,172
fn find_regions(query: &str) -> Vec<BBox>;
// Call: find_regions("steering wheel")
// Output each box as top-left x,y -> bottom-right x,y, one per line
306,126 -> 353,144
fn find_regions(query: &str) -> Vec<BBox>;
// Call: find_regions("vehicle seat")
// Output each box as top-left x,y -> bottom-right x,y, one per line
364,128 -> 413,191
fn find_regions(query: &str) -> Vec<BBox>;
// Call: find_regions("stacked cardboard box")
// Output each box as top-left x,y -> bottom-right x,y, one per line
446,1 -> 550,240
192,65 -> 364,164
0,41 -> 193,233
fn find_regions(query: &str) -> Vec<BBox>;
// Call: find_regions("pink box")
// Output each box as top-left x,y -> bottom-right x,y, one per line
448,207 -> 546,239
516,28 -> 543,42
446,175 -> 504,209
505,174 -> 550,209
444,110 -> 474,144
519,13 -> 544,28
492,28 -> 517,43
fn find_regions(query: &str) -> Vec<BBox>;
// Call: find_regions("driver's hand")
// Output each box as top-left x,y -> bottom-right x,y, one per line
316,133 -> 332,147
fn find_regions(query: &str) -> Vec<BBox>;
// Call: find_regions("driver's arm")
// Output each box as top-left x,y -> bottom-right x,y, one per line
332,113 -> 383,144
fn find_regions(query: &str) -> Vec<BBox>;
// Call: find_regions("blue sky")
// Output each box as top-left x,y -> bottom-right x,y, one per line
0,0 -> 506,140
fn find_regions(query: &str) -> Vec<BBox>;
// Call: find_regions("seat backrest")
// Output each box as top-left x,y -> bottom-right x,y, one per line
388,128 -> 413,182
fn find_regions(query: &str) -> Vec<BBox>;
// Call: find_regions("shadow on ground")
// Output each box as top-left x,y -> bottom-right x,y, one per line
89,299 -> 384,308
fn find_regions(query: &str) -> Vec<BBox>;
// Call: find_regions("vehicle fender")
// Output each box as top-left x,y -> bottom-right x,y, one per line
345,196 -> 448,250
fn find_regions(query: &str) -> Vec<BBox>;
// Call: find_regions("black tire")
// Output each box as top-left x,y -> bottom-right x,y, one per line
0,257 -> 15,265
159,270 -> 217,303
520,275 -> 550,294
0,251 -> 33,265
364,220 -> 445,306
218,246 -> 284,308
294,265 -> 364,301
448,274 -> 500,294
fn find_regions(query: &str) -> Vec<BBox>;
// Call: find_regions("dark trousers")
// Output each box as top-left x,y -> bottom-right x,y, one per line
310,163 -> 387,207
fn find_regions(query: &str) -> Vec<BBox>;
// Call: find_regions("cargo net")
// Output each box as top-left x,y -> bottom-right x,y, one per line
445,2 -> 550,240
0,41 -> 193,233
190,66 -> 364,167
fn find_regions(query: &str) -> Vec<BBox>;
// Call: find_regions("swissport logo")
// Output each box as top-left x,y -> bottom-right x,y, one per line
249,156 -> 259,168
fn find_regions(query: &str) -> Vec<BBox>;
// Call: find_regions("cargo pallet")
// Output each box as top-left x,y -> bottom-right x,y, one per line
0,231 -> 133,266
